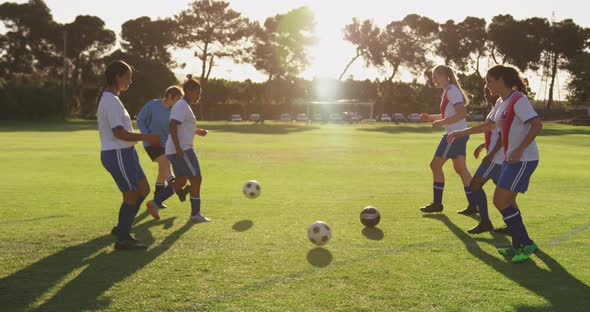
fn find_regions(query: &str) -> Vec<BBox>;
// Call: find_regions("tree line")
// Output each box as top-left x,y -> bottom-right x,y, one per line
0,0 -> 588,120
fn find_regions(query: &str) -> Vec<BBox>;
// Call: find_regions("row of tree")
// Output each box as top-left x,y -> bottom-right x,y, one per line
0,0 -> 588,120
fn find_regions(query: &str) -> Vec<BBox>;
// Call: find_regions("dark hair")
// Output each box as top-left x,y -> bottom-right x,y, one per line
486,65 -> 528,95
164,86 -> 183,99
183,74 -> 201,94
96,60 -> 133,109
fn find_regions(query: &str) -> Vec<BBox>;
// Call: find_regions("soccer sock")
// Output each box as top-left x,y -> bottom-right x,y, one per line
501,206 -> 533,248
154,185 -> 174,206
433,182 -> 444,205
166,175 -> 175,185
133,196 -> 146,218
117,202 -> 136,242
154,182 -> 165,196
474,189 -> 490,222
190,196 -> 201,216
464,186 -> 475,206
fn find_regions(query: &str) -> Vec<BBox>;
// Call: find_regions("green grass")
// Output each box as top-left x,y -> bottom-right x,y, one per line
0,121 -> 588,311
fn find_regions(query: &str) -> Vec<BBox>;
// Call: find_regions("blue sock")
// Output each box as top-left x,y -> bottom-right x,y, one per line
464,186 -> 475,206
501,206 -> 533,248
433,182 -> 444,205
474,189 -> 489,222
133,196 -> 145,221
117,202 -> 136,242
190,196 -> 201,216
154,185 -> 174,206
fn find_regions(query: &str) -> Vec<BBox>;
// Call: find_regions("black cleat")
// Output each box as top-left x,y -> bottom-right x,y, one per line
114,237 -> 147,251
177,185 -> 190,202
158,202 -> 168,209
467,220 -> 494,234
457,204 -> 479,215
420,202 -> 444,213
493,225 -> 512,236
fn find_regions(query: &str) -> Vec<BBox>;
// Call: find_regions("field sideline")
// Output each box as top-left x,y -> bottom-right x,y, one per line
0,121 -> 588,311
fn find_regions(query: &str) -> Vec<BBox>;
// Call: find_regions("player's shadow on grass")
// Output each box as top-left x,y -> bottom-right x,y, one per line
536,127 -> 590,137
357,125 -> 439,134
423,214 -> 590,311
0,211 -> 195,311
232,220 -> 254,232
307,248 -> 333,268
0,120 -> 99,132
362,227 -> 384,240
203,123 -> 319,135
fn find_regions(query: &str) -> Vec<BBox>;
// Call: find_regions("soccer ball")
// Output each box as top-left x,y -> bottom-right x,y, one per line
360,206 -> 380,228
243,180 -> 261,199
308,221 -> 331,246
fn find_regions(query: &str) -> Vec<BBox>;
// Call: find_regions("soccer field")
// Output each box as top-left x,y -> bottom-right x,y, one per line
0,121 -> 588,311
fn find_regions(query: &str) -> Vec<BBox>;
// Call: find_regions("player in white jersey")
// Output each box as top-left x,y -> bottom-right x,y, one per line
419,65 -> 476,214
447,65 -> 543,263
146,75 -> 209,222
97,60 -> 160,251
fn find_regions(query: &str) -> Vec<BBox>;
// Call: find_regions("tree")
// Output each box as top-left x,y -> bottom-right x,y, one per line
438,17 -> 487,76
62,15 -> 116,117
251,6 -> 315,82
120,16 -> 178,66
566,52 -> 590,106
340,18 -> 382,80
377,14 -> 439,82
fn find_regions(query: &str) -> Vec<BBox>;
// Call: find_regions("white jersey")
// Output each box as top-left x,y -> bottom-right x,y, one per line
489,91 -> 539,161
441,84 -> 468,134
485,103 -> 505,165
165,98 -> 196,154
97,91 -> 136,151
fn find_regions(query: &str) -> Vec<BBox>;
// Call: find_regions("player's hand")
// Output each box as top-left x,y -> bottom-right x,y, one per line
146,133 -> 160,146
419,113 -> 430,122
474,144 -> 485,159
447,130 -> 465,142
508,148 -> 523,163
484,87 -> 497,105
482,154 -> 493,165
195,129 -> 208,137
176,149 -> 185,158
432,120 -> 444,128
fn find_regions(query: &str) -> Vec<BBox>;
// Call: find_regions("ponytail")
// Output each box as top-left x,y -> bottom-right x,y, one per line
486,65 -> 528,96
96,60 -> 132,110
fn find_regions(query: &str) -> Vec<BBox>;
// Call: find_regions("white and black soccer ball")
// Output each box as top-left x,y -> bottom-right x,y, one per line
242,180 -> 261,199
308,221 -> 331,246
360,206 -> 380,228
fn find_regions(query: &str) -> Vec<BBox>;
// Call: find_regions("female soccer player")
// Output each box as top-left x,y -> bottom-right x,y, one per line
419,65 -> 475,214
447,65 -> 542,263
137,86 -> 190,208
147,75 -> 209,222
97,60 -> 160,250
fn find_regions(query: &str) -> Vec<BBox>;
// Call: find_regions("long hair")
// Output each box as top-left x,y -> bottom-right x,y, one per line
486,65 -> 528,96
96,60 -> 132,109
432,65 -> 469,105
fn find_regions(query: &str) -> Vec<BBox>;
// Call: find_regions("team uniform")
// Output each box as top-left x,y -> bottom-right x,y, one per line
98,91 -> 145,192
489,91 -> 539,193
434,84 -> 469,159
473,107 -> 505,185
137,99 -> 171,161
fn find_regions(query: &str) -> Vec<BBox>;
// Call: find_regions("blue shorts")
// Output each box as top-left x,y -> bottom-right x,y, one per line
474,162 -> 502,185
497,161 -> 539,193
434,134 -> 469,159
101,147 -> 146,193
167,149 -> 201,178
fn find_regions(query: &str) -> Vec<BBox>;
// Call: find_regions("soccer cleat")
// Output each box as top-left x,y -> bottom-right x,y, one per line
467,220 -> 494,234
177,186 -> 190,202
493,225 -> 512,236
114,238 -> 147,251
111,226 -> 118,236
498,246 -> 519,257
420,202 -> 443,213
146,200 -> 161,220
457,204 -> 478,215
158,202 -> 168,209
511,242 -> 538,263
190,214 -> 211,222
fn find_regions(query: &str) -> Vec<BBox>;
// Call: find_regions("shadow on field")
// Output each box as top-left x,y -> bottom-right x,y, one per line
423,214 -> 590,311
0,120 -> 98,132
362,227 -> 384,241
232,220 -> 254,232
357,125 -> 439,134
537,127 -> 590,137
307,248 -> 333,268
0,211 -> 195,311
204,123 -> 319,135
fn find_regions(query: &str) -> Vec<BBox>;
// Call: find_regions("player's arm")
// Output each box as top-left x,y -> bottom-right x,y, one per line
113,127 -> 159,145
508,118 -> 542,163
474,143 -> 486,159
438,104 -> 467,126
420,113 -> 442,121
482,136 -> 502,163
169,120 -> 184,157
195,128 -> 208,136
447,121 -> 495,142
136,104 -> 151,134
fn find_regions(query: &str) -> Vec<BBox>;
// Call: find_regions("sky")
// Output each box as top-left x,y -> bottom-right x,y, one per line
3,0 -> 589,100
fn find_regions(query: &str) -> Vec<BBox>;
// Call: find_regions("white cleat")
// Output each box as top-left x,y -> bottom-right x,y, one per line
190,214 -> 211,222
146,200 -> 160,220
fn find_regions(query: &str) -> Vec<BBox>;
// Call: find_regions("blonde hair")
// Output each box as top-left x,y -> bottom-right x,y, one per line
164,85 -> 183,99
432,65 -> 469,105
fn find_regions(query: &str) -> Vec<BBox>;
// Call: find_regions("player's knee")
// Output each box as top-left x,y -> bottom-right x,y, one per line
430,160 -> 440,171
